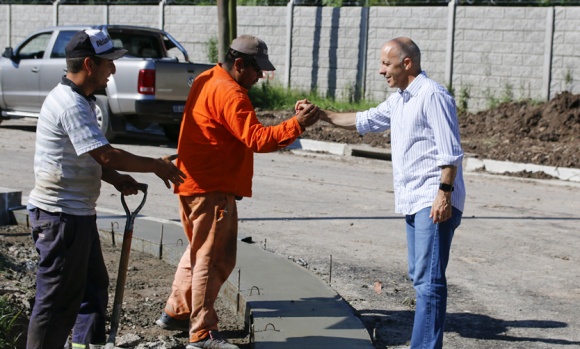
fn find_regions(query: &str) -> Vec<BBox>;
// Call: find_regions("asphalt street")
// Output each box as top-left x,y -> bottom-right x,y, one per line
1,118 -> 579,348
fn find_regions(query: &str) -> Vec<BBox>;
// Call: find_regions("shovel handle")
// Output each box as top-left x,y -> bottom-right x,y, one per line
121,183 -> 148,231
107,183 -> 147,347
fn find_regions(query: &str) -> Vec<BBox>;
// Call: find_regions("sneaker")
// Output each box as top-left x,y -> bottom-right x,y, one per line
186,330 -> 240,349
155,310 -> 189,331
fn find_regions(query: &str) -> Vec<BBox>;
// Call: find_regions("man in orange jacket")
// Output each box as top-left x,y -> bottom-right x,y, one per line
156,34 -> 320,349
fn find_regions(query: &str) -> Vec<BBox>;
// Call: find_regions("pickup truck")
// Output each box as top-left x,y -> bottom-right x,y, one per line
0,25 -> 213,141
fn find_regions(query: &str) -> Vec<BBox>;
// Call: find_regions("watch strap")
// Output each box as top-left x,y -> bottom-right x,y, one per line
439,183 -> 454,192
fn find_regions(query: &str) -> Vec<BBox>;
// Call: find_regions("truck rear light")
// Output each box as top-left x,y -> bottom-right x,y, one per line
138,69 -> 155,95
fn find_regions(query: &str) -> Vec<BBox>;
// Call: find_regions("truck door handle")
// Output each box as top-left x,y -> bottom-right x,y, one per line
187,69 -> 195,73
31,67 -> 39,73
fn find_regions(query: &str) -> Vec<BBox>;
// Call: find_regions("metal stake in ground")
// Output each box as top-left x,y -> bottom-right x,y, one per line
105,183 -> 148,349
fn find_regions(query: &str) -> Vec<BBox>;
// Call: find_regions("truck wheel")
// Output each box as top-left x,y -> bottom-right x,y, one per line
95,96 -> 116,141
162,124 -> 181,143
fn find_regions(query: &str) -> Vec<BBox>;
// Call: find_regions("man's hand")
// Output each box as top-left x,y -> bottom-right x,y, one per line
153,154 -> 187,188
112,174 -> 140,195
295,103 -> 320,129
294,99 -> 311,112
430,191 -> 452,223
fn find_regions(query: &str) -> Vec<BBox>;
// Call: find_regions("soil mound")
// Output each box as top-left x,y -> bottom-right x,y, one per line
258,92 -> 580,169
460,92 -> 580,168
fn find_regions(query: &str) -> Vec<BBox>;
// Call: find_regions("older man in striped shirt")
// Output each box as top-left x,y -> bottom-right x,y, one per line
312,37 -> 466,349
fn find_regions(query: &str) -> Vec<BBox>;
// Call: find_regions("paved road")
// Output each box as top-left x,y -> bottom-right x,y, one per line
2,118 -> 579,348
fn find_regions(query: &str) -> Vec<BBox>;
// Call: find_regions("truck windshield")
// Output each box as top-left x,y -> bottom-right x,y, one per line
51,31 -> 77,58
107,30 -> 163,59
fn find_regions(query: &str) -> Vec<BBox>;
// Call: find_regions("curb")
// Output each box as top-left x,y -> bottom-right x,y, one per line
94,214 -> 375,349
289,139 -> 580,182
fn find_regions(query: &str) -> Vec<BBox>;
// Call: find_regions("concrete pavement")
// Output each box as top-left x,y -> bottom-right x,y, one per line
3,123 -> 579,348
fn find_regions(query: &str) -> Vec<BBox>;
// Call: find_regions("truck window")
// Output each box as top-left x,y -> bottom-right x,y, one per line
51,31 -> 77,58
107,30 -> 162,59
162,34 -> 186,62
18,32 -> 52,60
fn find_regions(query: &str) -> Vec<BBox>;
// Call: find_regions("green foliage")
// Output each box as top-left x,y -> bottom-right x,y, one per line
564,68 -> 573,91
484,87 -> 499,109
248,80 -> 378,112
206,37 -> 218,63
501,83 -> 514,103
457,85 -> 471,114
446,84 -> 470,114
485,83 -> 517,109
0,296 -> 24,349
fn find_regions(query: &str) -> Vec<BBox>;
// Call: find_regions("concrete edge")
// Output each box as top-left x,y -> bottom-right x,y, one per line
95,224 -> 374,348
290,139 -> 580,182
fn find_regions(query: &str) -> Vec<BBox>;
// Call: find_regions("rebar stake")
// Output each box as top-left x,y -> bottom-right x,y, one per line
249,286 -> 261,296
329,254 -> 333,285
236,268 -> 241,312
110,222 -> 118,247
159,225 -> 164,260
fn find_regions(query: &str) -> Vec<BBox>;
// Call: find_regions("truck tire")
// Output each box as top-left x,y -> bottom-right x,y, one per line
162,124 -> 181,143
95,96 -> 116,141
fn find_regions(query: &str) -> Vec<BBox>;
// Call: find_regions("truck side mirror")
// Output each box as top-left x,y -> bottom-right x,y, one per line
2,47 -> 14,60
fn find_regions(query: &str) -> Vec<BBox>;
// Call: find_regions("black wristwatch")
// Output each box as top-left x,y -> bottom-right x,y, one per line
439,183 -> 454,192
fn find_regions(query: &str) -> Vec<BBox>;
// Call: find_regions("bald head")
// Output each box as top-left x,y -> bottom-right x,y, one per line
379,37 -> 422,90
383,37 -> 422,75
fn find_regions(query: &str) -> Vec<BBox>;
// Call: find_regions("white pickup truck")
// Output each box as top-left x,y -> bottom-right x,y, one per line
0,25 -> 213,141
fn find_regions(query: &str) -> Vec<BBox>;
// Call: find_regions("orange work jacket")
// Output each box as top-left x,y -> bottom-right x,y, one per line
175,64 -> 303,198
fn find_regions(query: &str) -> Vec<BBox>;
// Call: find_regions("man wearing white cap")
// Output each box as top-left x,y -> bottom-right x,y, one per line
26,29 -> 186,349
155,35 -> 320,349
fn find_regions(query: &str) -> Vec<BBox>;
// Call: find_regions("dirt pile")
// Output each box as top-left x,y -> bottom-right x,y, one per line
0,225 -> 248,349
258,92 -> 580,169
460,92 -> 580,168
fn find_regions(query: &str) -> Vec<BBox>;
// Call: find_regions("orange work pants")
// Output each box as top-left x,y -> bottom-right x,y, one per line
164,193 -> 238,342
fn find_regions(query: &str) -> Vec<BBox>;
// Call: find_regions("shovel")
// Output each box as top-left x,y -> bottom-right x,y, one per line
105,183 -> 148,349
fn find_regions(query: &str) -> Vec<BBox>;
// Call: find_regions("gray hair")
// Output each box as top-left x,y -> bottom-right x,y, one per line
392,37 -> 421,72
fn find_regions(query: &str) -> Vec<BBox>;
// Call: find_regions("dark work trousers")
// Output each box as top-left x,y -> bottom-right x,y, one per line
27,208 -> 109,349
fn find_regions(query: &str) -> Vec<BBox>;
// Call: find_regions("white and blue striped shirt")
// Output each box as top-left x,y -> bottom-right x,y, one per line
28,79 -> 109,215
356,72 -> 466,215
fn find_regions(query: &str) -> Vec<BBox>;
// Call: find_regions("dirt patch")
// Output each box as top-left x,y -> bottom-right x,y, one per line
2,93 -> 579,349
0,225 -> 248,349
257,92 -> 580,171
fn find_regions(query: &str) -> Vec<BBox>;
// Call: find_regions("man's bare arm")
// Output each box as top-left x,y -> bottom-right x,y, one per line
319,110 -> 358,130
89,145 -> 185,188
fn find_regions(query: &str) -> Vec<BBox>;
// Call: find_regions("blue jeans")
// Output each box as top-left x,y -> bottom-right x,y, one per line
27,208 -> 109,349
406,206 -> 462,349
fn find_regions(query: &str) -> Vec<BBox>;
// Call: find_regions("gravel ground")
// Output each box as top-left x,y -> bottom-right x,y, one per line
1,92 -> 579,349
0,224 -> 249,349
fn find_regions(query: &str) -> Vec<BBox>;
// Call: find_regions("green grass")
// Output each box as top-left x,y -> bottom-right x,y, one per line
248,80 -> 379,112
0,296 -> 24,349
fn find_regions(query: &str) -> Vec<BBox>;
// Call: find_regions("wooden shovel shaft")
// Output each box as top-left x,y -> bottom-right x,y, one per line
106,183 -> 148,347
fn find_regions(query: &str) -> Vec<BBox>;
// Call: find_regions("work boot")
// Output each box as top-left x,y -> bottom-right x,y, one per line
155,310 -> 189,331
185,330 -> 239,349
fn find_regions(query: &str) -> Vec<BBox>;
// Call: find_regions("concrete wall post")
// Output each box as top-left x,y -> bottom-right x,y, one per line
542,6 -> 555,101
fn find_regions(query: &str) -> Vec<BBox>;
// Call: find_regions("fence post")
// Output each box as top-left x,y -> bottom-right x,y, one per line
53,0 -> 60,26
445,0 -> 457,92
6,4 -> 12,48
357,2 -> 370,101
159,0 -> 167,30
104,3 -> 110,24
285,0 -> 295,89
542,6 -> 555,101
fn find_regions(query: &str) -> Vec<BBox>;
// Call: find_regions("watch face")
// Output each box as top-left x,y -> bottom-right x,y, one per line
439,183 -> 454,192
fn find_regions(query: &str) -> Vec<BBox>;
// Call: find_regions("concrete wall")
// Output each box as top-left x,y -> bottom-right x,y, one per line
58,5 -> 104,25
1,3 -> 578,111
552,6 -> 580,96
